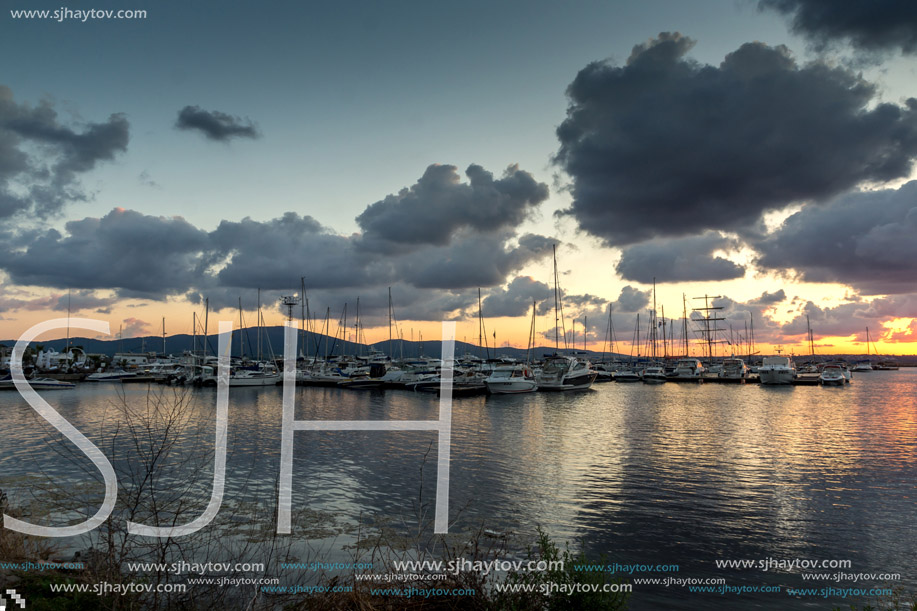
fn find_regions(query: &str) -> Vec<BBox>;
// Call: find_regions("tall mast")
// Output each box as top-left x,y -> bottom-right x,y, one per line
682,293 -> 688,357
300,277 -> 306,358
692,294 -> 724,360
204,297 -> 210,357
388,287 -> 393,359
652,279 -> 657,360
354,297 -> 360,356
478,287 -> 485,359
162,317 -> 166,356
239,298 -> 245,359
257,288 -> 262,361
65,289 -> 71,356
553,245 -> 559,352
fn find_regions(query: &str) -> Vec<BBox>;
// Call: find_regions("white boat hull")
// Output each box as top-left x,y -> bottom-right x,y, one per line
759,369 -> 795,385
484,379 -> 538,394
229,375 -> 282,387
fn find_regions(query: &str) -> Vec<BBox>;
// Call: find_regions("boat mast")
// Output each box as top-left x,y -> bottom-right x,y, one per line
388,287 -> 393,359
300,277 -> 306,358
478,287 -> 486,359
682,294 -> 688,357
65,289 -> 71,357
239,298 -> 245,359
553,245 -> 559,352
652,279 -> 657,361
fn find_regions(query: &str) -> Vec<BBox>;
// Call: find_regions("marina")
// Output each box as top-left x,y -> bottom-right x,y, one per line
1,369 -> 914,610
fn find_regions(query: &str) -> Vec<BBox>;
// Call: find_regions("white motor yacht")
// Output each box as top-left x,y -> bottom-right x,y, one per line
484,365 -> 538,394
536,355 -> 597,391
759,356 -> 796,385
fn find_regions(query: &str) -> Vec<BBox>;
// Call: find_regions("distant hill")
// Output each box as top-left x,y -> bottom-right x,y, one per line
3,326 -> 914,364
0,325 -> 625,361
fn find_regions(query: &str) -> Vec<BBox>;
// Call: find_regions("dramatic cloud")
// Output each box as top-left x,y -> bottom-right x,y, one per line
760,0 -> 917,55
394,231 -> 554,289
777,296 -> 917,346
755,181 -> 917,294
0,157 -> 555,323
51,290 -> 118,313
175,105 -> 260,141
211,213 -> 376,290
0,208 -> 209,296
615,232 -> 745,283
356,164 -> 548,253
481,276 -> 553,318
554,33 -> 917,246
0,85 -> 129,218
612,286 -> 651,313
751,289 -> 787,305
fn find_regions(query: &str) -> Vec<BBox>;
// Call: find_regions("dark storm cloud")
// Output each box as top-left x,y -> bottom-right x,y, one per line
211,213 -> 377,290
397,231 -> 554,289
0,208 -> 208,295
0,85 -> 129,218
0,155 -> 551,321
754,181 -> 917,295
612,286 -> 651,313
615,232 -> 745,283
52,290 -> 119,313
751,289 -> 787,305
481,276 -> 553,318
760,0 -> 917,55
554,33 -> 917,246
356,164 -> 549,253
175,105 -> 260,141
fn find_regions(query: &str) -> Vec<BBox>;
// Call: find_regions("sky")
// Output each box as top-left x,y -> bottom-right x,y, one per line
2,0 -> 917,357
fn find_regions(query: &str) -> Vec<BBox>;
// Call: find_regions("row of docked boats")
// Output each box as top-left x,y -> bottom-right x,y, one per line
4,348 -> 896,394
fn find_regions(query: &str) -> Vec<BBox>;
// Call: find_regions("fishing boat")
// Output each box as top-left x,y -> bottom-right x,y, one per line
484,364 -> 538,394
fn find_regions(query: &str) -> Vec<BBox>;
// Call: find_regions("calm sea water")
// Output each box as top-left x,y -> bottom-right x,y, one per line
2,370 -> 916,609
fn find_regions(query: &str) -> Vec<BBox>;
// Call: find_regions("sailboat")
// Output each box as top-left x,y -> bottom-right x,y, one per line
536,246 -> 597,391
852,328 -> 875,372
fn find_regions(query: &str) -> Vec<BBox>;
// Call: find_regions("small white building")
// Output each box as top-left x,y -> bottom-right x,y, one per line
113,353 -> 150,366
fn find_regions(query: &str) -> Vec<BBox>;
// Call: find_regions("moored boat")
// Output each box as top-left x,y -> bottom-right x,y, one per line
484,364 -> 538,394
819,365 -> 846,386
758,356 -> 796,385
641,364 -> 667,384
536,355 -> 596,391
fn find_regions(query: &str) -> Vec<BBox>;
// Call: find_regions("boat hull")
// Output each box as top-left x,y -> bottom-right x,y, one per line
484,380 -> 538,394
